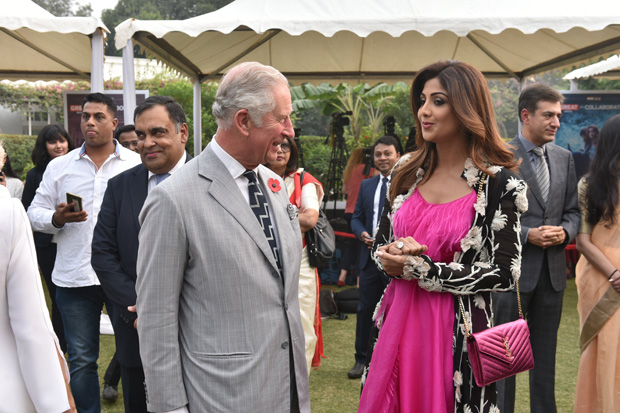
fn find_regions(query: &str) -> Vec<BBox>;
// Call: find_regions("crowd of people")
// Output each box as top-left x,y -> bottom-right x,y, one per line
0,59 -> 618,413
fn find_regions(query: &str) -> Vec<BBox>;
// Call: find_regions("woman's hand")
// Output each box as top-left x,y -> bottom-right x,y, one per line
610,272 -> 620,293
376,237 -> 428,276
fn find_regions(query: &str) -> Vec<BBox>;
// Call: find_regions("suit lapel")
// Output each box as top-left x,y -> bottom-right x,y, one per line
199,147 -> 280,274
546,144 -> 561,203
511,137 -> 546,208
365,175 -> 380,230
130,165 -> 149,231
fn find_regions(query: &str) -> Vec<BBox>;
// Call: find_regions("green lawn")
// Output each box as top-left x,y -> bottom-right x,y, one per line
47,278 -> 580,412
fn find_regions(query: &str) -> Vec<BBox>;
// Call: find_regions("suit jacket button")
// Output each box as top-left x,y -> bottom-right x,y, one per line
284,303 -> 289,311
281,341 -> 289,349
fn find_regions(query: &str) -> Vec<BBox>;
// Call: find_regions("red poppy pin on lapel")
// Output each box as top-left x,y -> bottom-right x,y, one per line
268,178 -> 281,193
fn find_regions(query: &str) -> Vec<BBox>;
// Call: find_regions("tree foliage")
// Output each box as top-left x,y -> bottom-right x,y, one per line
33,0 -> 92,16
291,82 -> 408,147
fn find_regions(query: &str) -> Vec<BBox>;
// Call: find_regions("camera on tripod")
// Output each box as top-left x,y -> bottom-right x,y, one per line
332,111 -> 352,127
383,115 -> 396,137
362,148 -> 373,176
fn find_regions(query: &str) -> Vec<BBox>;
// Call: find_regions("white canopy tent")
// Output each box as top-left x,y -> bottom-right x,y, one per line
1,0 -> 109,91
564,54 -> 620,90
114,0 -> 620,153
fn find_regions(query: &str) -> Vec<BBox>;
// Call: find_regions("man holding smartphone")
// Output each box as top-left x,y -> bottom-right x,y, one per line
348,135 -> 402,379
27,93 -> 140,413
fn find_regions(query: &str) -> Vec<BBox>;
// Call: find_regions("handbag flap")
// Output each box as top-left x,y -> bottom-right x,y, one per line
470,319 -> 531,366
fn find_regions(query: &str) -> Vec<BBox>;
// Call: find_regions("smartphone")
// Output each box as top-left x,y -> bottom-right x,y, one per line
66,192 -> 83,213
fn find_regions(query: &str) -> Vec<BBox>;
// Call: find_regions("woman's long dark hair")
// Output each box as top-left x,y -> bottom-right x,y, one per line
389,60 -> 518,202
585,114 -> 620,227
31,125 -> 74,170
284,137 -> 299,177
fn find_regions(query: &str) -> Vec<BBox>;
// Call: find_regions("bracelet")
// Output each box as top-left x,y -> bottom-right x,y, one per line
51,214 -> 63,228
609,269 -> 618,282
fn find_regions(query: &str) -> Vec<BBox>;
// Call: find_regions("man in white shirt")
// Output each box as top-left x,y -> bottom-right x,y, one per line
28,92 -> 140,413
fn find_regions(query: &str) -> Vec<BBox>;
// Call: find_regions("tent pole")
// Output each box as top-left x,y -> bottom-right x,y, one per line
193,78 -> 202,155
122,39 -> 137,126
570,79 -> 579,91
91,28 -> 104,93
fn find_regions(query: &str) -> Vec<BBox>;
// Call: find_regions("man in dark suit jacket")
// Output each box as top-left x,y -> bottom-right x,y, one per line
494,84 -> 580,413
348,135 -> 401,379
92,96 -> 191,412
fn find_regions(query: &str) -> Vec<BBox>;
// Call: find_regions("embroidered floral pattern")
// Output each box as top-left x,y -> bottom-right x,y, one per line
463,158 -> 480,186
448,262 -> 465,271
402,255 -> 431,280
473,294 -> 486,309
454,370 -> 463,402
491,209 -> 508,231
461,226 -> 483,252
474,190 -> 487,216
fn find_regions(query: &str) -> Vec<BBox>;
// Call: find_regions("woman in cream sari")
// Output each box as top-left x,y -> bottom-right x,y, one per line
574,114 -> 620,412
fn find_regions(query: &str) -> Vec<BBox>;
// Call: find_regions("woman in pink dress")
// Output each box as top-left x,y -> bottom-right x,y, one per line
358,60 -> 527,413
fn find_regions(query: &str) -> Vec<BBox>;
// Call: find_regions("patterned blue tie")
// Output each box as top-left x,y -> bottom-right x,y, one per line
243,170 -> 282,273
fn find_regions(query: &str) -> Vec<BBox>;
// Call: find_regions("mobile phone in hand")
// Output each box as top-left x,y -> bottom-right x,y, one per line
66,192 -> 83,212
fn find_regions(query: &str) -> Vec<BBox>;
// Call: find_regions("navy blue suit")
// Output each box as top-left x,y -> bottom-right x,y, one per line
350,175 -> 389,364
91,153 -> 191,412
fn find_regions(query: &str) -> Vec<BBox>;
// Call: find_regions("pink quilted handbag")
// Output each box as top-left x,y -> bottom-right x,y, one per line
466,317 -> 534,387
458,278 -> 534,387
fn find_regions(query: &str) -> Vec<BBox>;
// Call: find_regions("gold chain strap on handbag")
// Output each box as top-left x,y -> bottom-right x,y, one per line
457,173 -> 524,338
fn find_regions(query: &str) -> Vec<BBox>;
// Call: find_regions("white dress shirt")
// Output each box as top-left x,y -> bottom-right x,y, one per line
372,174 -> 391,230
27,141 -> 141,288
147,152 -> 188,193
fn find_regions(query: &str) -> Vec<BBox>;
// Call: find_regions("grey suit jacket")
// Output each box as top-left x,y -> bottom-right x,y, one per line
136,145 -> 310,412
509,137 -> 580,292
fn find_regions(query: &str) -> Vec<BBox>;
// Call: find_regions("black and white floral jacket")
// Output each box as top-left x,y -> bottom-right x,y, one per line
371,158 -> 528,413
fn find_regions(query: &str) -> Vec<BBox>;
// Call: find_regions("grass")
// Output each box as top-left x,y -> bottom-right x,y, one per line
46,278 -> 580,412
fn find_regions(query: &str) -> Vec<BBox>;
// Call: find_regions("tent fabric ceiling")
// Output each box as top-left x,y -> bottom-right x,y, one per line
1,0 -> 108,81
115,0 -> 620,85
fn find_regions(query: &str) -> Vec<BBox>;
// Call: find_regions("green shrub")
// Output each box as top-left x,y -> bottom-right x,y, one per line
0,134 -> 36,180
298,135 -> 331,184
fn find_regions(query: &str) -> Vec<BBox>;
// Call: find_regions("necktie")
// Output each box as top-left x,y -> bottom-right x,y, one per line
377,176 -> 388,227
532,146 -> 549,202
156,173 -> 170,185
243,170 -> 282,273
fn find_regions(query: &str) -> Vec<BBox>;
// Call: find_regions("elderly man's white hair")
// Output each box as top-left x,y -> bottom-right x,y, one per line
212,62 -> 289,130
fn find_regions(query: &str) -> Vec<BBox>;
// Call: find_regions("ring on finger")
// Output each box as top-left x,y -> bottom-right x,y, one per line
396,241 -> 404,249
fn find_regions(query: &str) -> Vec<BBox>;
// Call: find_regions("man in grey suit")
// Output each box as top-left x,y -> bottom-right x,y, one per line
136,62 -> 310,413
494,83 -> 580,413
